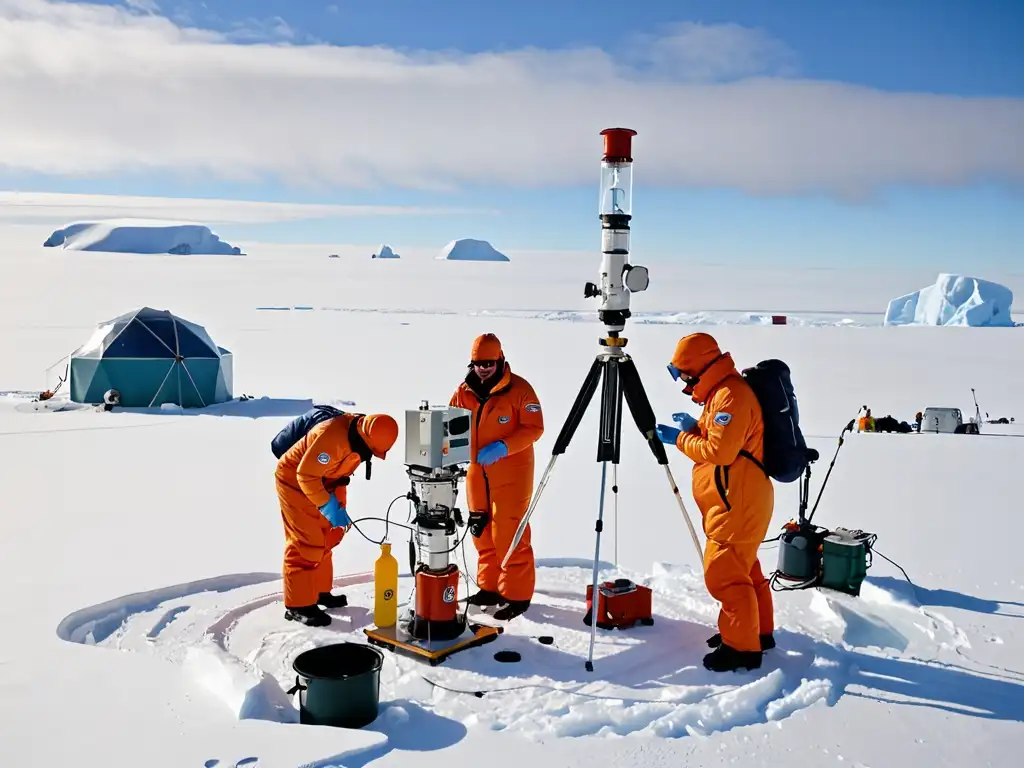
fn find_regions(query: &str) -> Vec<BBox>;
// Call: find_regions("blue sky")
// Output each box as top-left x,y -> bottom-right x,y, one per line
0,0 -> 1022,271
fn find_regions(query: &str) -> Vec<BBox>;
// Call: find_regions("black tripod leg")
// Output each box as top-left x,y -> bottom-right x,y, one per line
618,355 -> 704,560
587,358 -> 622,670
596,357 -> 623,463
552,356 -> 604,455
501,356 -> 605,569
617,356 -> 669,464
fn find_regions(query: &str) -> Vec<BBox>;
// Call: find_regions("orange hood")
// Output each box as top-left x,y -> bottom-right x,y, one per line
670,332 -> 738,404
357,414 -> 399,459
670,332 -> 722,374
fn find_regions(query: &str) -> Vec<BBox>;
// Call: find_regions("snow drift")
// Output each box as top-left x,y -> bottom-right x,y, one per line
436,238 -> 509,261
43,219 -> 243,255
884,273 -> 1015,327
372,244 -> 400,259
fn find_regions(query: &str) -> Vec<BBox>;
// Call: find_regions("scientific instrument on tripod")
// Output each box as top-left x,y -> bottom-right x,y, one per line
501,127 -> 704,672
364,401 -> 502,666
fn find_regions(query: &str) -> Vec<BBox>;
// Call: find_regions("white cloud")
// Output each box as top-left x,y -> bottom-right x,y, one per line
0,0 -> 1022,199
0,190 -> 491,223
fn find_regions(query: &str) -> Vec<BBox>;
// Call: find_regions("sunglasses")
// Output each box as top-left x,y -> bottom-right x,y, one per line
472,360 -> 498,367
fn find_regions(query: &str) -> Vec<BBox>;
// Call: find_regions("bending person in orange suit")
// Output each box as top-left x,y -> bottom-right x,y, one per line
450,333 -> 544,621
655,332 -> 775,672
274,411 -> 398,627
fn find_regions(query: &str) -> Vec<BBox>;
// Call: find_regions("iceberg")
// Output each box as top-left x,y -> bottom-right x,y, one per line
43,219 -> 243,255
883,273 -> 1015,327
372,244 -> 400,259
436,238 -> 509,262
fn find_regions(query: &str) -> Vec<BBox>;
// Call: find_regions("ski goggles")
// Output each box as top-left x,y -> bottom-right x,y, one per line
666,364 -> 696,385
668,353 -> 725,387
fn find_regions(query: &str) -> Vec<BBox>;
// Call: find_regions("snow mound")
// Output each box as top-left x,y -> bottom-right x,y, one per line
884,273 -> 1015,327
43,218 -> 243,255
436,238 -> 509,262
372,244 -> 400,259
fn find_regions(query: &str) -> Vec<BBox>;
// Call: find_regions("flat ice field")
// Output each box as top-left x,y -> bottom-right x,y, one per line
1,226 -> 1023,768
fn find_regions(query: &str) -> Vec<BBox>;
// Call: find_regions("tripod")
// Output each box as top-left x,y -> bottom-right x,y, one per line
502,334 -> 704,671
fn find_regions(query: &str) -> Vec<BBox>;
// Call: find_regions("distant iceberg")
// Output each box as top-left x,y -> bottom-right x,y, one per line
436,238 -> 509,262
372,244 -> 400,259
884,273 -> 1014,327
43,219 -> 243,255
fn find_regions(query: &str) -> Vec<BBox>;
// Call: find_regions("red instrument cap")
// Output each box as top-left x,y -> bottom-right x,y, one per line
601,128 -> 637,162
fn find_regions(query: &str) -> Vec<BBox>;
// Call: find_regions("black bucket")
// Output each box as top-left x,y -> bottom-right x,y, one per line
288,642 -> 384,728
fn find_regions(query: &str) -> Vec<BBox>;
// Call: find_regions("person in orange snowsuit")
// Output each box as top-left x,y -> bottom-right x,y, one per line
656,332 -> 775,672
274,410 -> 398,627
450,333 -> 544,620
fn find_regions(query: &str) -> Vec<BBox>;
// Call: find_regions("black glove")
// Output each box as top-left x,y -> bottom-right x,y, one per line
468,511 -> 489,538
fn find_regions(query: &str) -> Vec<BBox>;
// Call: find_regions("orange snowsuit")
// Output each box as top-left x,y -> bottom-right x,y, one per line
669,333 -> 775,653
450,334 -> 544,603
857,410 -> 875,432
274,412 -> 398,608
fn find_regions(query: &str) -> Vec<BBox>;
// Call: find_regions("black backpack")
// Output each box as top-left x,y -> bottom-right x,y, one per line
271,405 -> 348,459
738,359 -> 808,483
271,405 -> 376,480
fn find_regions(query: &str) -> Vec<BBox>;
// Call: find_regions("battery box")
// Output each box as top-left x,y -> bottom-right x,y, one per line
819,527 -> 875,596
583,578 -> 654,630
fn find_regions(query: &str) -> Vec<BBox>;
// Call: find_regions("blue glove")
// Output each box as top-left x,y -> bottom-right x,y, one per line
672,411 -> 698,433
477,441 -> 508,466
655,424 -> 681,444
318,496 -> 351,528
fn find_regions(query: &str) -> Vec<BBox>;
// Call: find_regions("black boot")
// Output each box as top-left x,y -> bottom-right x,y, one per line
492,599 -> 530,621
706,632 -> 776,651
703,643 -> 762,672
317,591 -> 348,609
284,604 -> 331,627
465,589 -> 502,607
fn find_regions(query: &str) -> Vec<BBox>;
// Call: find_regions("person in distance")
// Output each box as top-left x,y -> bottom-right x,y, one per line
450,333 -> 544,621
655,332 -> 776,673
274,411 -> 399,627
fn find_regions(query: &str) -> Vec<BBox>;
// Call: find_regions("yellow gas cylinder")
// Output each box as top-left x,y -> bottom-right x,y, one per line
374,542 -> 399,628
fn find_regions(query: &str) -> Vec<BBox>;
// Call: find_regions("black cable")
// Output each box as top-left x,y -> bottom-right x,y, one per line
807,418 -> 855,524
873,547 -> 914,588
347,515 -> 416,542
419,674 -> 735,703
460,531 -> 480,591
347,514 -> 472,555
342,493 -> 410,545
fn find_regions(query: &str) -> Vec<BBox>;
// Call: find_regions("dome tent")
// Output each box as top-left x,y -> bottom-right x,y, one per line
69,307 -> 233,408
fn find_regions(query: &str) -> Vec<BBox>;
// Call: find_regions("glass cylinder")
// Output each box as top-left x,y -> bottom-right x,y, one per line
599,160 -> 632,217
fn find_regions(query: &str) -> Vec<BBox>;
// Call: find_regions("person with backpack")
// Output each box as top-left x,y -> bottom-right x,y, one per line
655,332 -> 776,673
273,409 -> 399,627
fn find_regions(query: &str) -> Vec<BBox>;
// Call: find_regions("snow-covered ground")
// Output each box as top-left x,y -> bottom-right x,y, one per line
1,225 -> 1023,768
